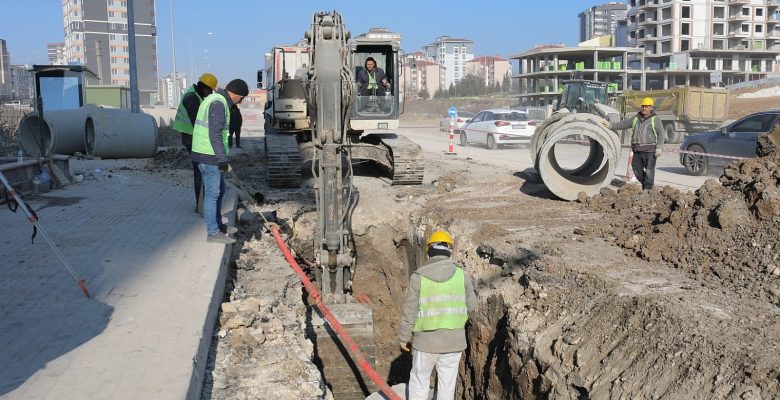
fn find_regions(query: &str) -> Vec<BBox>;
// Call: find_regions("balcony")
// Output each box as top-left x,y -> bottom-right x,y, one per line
728,0 -> 750,4
729,30 -> 751,38
642,0 -> 661,8
728,13 -> 749,21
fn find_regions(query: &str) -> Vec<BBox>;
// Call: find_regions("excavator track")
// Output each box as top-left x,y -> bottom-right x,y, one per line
264,131 -> 302,188
360,133 -> 425,185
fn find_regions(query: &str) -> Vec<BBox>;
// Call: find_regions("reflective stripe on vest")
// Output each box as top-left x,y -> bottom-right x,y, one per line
172,86 -> 202,135
191,93 -> 230,156
367,71 -> 378,90
632,115 -> 658,144
413,268 -> 468,332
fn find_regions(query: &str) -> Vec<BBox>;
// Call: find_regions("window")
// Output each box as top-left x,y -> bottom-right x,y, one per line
453,47 -> 459,54
742,24 -> 750,33
110,34 -> 117,40
713,6 -> 724,19
681,5 -> 691,18
742,7 -> 749,16
681,22 -> 690,35
731,114 -> 776,133
756,8 -> 764,17
681,39 -> 690,51
756,25 -> 764,33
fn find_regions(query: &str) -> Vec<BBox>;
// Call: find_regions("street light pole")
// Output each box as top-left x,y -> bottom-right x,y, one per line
169,0 -> 179,106
189,32 -> 213,84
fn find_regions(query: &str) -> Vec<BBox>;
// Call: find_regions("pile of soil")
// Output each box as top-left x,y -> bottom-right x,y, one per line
146,148 -> 192,171
581,133 -> 780,304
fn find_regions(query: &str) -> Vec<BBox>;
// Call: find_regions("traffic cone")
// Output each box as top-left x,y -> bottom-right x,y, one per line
445,121 -> 457,156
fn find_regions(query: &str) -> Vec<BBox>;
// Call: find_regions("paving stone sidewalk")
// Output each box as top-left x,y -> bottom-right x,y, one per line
0,161 -> 235,400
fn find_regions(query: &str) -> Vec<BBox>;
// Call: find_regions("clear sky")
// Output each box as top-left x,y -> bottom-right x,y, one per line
0,0 -> 609,86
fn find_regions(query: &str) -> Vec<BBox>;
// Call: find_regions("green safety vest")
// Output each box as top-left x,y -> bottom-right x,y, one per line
192,93 -> 230,156
367,71 -> 378,90
413,268 -> 468,332
632,115 -> 658,144
172,86 -> 202,135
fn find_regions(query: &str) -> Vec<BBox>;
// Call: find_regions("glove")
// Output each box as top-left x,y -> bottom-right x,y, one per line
400,342 -> 410,353
654,148 -> 662,158
218,162 -> 230,172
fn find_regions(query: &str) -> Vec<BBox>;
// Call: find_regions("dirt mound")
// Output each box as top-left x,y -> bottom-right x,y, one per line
146,148 -> 192,170
581,133 -> 780,304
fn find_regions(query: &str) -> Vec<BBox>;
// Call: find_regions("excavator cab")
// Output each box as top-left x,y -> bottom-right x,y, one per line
350,33 -> 400,131
557,80 -> 608,114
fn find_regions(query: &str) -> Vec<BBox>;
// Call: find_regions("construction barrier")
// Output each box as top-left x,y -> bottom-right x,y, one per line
446,117 -> 457,155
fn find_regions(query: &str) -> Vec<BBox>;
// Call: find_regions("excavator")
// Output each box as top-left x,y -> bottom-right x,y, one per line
259,12 -> 425,302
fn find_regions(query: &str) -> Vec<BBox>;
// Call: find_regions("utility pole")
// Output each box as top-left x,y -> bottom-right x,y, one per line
127,0 -> 140,113
95,41 -> 103,85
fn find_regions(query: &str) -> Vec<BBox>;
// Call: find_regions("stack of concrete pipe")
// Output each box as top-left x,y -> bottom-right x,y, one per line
530,110 -> 621,201
18,105 -> 157,159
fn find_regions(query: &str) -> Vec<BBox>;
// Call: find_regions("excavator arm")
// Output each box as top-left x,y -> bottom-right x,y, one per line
305,12 -> 357,303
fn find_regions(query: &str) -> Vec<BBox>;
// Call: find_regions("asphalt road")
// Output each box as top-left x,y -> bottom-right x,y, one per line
395,126 -> 717,192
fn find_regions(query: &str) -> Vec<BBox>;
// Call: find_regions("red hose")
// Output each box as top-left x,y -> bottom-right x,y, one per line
268,224 -> 401,400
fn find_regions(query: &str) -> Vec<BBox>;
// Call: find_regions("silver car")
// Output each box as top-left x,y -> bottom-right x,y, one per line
458,109 -> 538,149
439,111 -> 476,131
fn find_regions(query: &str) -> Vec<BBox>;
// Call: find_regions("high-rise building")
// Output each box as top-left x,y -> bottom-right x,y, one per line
47,42 -> 66,64
158,72 -> 186,107
10,65 -> 34,102
627,0 -> 780,87
579,2 -> 629,43
422,36 -> 475,89
0,39 -> 11,100
62,0 -> 158,105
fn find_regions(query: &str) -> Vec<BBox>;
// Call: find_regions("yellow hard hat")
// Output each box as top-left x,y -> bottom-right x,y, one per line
641,97 -> 655,107
426,230 -> 454,252
199,73 -> 218,90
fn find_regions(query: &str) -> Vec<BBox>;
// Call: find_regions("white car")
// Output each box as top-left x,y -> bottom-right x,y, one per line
458,109 -> 539,149
439,111 -> 476,131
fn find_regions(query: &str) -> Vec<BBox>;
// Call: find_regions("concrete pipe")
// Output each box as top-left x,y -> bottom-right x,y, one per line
531,112 -> 621,201
84,107 -> 158,158
17,106 -> 97,156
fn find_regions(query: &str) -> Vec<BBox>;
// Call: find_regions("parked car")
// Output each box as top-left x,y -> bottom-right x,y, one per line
679,110 -> 780,175
458,109 -> 539,149
439,111 -> 475,131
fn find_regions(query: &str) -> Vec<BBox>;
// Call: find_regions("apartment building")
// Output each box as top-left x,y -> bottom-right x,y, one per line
464,56 -> 511,88
628,0 -> 780,87
579,2 -> 630,42
422,36 -> 474,89
10,65 -> 35,102
401,53 -> 442,99
158,72 -> 186,107
0,39 -> 10,100
47,43 -> 66,64
62,0 -> 158,104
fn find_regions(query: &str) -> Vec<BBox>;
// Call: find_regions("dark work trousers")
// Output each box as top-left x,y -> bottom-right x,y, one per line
182,133 -> 203,210
632,151 -> 657,190
216,172 -> 226,233
228,126 -> 241,148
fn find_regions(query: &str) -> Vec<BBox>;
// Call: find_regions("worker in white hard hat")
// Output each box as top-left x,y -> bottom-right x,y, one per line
399,230 -> 478,400
607,96 -> 665,190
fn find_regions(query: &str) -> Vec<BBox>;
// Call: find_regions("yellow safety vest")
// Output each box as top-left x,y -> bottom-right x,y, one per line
191,93 -> 230,156
632,115 -> 658,144
172,86 -> 202,135
413,268 -> 468,332
367,71 -> 378,90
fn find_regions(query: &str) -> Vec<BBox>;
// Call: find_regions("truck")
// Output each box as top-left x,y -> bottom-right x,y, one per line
619,87 -> 729,144
262,45 -> 310,132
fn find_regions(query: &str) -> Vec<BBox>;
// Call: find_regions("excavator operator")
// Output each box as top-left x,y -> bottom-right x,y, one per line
356,57 -> 389,96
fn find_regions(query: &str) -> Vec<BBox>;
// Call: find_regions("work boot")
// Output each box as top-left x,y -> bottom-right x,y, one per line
207,232 -> 236,244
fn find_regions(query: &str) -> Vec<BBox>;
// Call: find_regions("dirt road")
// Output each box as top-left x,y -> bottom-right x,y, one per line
206,122 -> 780,399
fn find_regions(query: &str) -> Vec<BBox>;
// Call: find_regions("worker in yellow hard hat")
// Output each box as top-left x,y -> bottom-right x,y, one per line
399,229 -> 478,400
606,96 -> 665,190
172,72 -> 218,212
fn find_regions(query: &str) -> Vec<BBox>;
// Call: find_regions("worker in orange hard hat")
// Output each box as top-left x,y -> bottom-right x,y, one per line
606,96 -> 665,190
172,72 -> 218,213
399,230 -> 478,400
